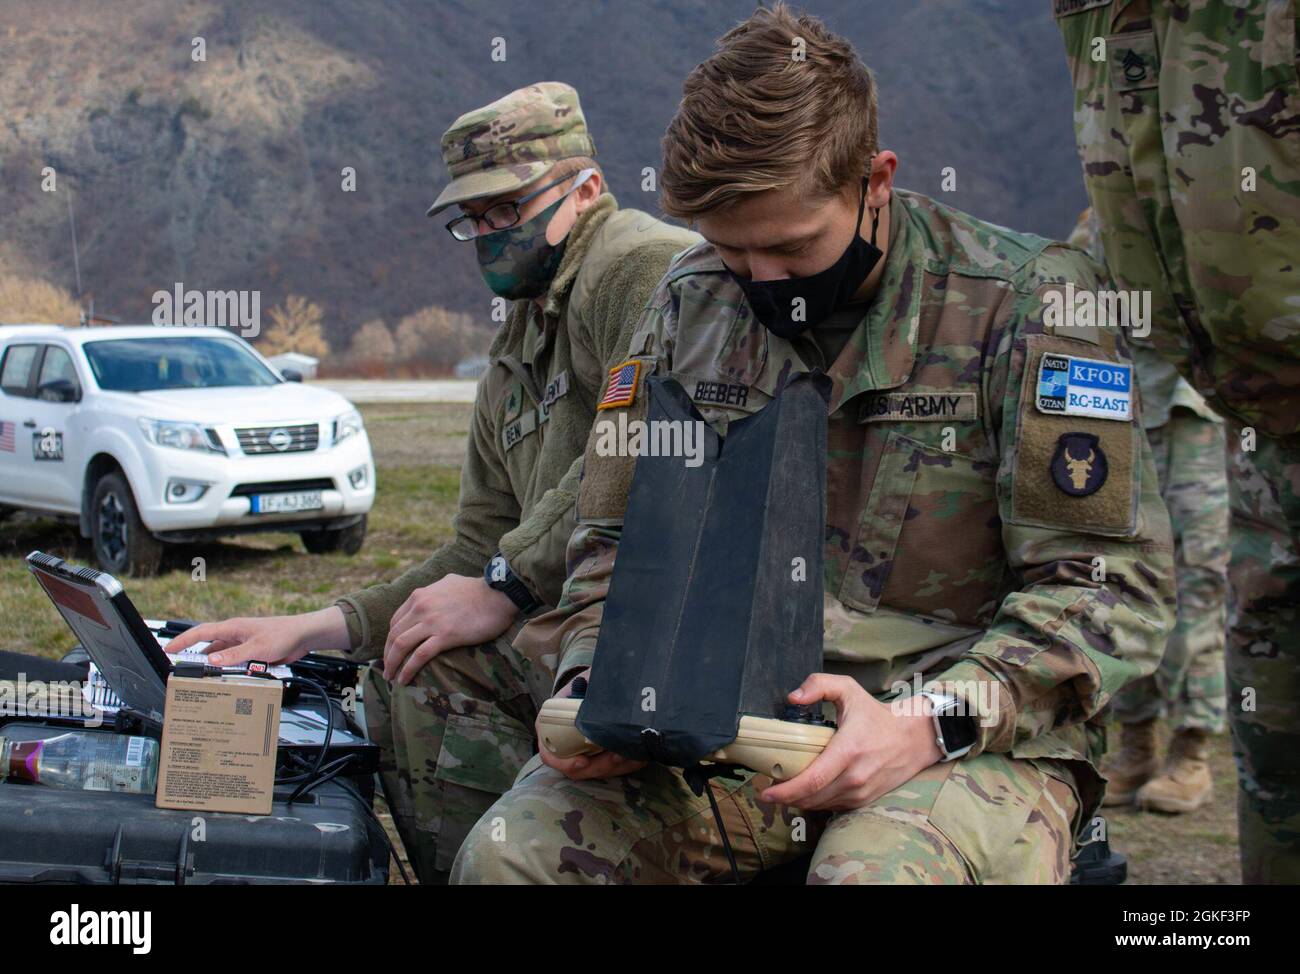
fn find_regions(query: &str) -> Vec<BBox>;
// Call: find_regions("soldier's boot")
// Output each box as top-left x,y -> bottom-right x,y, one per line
1102,718 -> 1159,807
1135,728 -> 1213,814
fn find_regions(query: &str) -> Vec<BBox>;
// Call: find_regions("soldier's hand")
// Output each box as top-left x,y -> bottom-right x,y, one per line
760,674 -> 942,812
168,608 -> 348,667
384,574 -> 518,685
537,669 -> 647,781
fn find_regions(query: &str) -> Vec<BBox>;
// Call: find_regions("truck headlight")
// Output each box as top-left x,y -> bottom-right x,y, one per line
138,418 -> 225,454
332,410 -> 364,446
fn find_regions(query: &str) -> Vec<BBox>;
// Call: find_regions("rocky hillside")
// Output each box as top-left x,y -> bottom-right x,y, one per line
0,0 -> 1087,348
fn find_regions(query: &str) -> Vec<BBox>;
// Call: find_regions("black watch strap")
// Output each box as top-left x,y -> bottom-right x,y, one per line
484,552 -> 543,614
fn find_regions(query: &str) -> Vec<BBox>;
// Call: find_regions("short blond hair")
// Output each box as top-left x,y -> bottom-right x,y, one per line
661,3 -> 878,218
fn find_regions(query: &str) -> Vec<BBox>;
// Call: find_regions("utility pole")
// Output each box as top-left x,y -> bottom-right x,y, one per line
66,188 -> 82,301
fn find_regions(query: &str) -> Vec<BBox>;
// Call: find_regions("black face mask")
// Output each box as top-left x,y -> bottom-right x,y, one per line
727,180 -> 883,340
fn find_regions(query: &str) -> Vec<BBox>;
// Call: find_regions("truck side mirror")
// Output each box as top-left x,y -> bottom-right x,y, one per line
37,378 -> 81,403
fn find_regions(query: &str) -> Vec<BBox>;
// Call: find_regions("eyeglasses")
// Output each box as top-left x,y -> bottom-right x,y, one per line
446,168 -> 596,241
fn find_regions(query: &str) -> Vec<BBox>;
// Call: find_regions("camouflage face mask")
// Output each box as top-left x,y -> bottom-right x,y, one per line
474,171 -> 592,300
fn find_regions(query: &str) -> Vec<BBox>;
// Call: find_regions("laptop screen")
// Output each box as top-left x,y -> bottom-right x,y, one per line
26,552 -> 172,722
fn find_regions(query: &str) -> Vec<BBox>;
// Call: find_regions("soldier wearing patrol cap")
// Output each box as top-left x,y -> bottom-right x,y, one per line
1055,0 -> 1300,882
450,5 -> 1175,885
168,82 -> 698,882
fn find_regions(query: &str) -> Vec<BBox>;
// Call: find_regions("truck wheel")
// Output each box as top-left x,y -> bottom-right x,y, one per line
91,471 -> 164,576
300,515 -> 367,555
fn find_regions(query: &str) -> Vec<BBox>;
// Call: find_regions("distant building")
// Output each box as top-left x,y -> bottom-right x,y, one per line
454,355 -> 490,379
268,351 -> 319,379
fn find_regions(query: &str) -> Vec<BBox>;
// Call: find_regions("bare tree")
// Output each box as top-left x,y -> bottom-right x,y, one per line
260,294 -> 330,358
393,304 -> 486,372
345,318 -> 396,376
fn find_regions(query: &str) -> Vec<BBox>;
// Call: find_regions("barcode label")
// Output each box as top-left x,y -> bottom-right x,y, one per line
235,697 -> 253,716
125,737 -> 145,768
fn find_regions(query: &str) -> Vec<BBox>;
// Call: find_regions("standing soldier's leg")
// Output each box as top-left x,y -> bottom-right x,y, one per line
1103,424 -> 1170,805
1136,413 -> 1229,812
1226,427 -> 1300,883
362,628 -> 543,884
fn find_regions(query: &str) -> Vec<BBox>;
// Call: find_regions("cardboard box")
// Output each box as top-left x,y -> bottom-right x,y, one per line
156,674 -> 282,815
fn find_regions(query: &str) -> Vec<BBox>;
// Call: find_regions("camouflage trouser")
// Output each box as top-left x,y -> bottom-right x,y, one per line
1226,426 -> 1300,884
361,624 -> 550,884
449,752 -> 1081,885
1113,412 -> 1229,732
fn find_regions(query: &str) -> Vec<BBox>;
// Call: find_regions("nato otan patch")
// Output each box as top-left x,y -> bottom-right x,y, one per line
1051,432 -> 1108,496
1035,353 -> 1132,421
598,360 -> 641,411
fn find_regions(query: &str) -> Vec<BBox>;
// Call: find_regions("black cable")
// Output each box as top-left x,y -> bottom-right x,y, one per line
261,673 -> 411,884
272,677 -> 411,884
682,764 -> 743,884
274,675 -> 334,786
703,779 -> 741,885
332,775 -> 413,886
278,749 -> 412,885
286,753 -> 354,804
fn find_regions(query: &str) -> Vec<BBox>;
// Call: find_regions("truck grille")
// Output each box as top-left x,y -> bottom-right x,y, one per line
235,423 -> 319,455
229,478 -> 335,497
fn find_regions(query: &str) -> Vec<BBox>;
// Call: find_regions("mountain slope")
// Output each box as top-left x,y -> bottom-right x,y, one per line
0,0 -> 1087,347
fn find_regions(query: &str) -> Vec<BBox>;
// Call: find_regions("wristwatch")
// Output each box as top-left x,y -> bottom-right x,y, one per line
917,691 -> 978,762
484,552 -> 543,615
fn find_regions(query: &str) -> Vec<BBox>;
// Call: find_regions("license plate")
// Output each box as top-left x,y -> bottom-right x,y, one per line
250,490 -> 323,514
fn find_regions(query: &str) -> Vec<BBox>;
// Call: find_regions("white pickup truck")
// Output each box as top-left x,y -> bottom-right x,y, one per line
0,325 -> 375,575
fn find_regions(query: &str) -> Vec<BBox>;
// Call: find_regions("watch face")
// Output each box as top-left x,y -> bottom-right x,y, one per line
939,712 -> 978,754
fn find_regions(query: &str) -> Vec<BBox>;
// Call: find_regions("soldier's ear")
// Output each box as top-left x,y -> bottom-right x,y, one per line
573,170 -> 603,212
866,151 -> 897,209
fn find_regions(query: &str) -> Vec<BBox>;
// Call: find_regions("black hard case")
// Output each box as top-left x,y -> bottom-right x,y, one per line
0,652 -> 388,885
0,767 -> 388,885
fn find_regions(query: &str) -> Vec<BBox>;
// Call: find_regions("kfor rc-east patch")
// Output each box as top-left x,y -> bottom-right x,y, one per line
1036,352 -> 1132,422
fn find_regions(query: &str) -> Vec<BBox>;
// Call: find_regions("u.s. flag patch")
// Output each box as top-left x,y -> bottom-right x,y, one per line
597,360 -> 641,411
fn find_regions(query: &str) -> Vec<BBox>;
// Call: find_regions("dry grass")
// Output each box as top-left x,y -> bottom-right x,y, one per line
0,273 -> 81,326
1100,723 -> 1241,884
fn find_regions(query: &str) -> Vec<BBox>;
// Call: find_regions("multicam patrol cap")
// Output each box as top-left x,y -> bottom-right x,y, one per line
426,82 -> 597,217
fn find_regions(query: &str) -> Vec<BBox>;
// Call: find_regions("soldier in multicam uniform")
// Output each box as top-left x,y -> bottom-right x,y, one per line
1069,210 -> 1230,815
450,5 -> 1174,885
1054,1 -> 1300,881
169,83 -> 699,882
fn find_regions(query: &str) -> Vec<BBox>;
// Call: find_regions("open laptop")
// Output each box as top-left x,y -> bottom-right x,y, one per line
25,550 -> 363,748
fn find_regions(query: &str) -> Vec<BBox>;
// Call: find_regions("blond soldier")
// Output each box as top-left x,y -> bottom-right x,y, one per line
451,6 -> 1174,885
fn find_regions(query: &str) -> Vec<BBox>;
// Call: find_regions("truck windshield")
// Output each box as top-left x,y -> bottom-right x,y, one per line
82,337 -> 280,392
